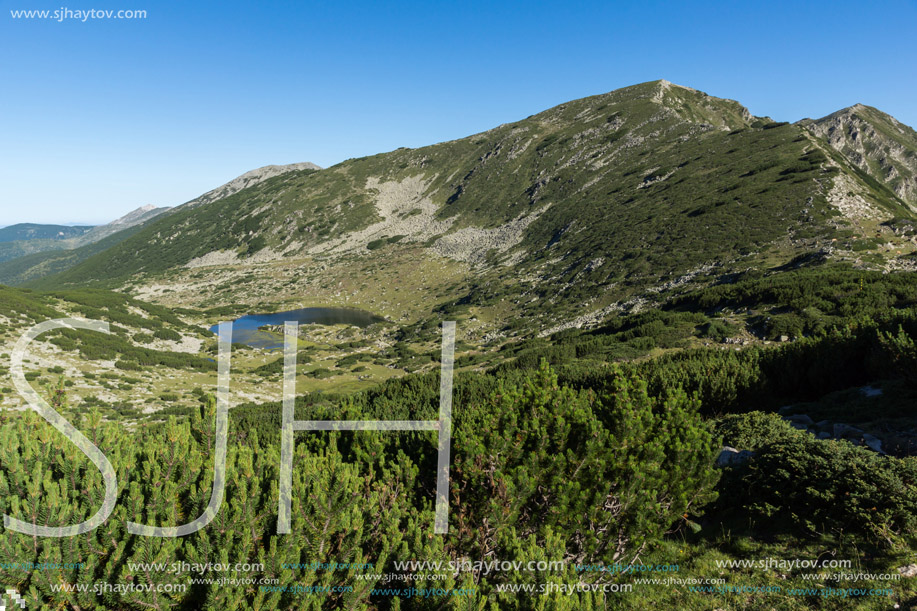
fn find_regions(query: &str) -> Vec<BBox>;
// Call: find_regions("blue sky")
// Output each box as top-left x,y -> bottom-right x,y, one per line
1,0 -> 915,225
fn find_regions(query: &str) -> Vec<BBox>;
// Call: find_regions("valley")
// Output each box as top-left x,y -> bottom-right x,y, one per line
2,80 -> 917,610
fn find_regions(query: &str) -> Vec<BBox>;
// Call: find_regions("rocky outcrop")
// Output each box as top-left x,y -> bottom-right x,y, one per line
775,406 -> 917,456
806,104 -> 917,208
716,446 -> 755,468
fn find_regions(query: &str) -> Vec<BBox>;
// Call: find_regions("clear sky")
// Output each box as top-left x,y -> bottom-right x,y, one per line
1,0 -> 915,226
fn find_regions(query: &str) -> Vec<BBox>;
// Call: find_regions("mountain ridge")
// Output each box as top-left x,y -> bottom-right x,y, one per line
22,81 -> 917,340
179,162 -> 323,209
0,223 -> 93,243
71,205 -> 171,247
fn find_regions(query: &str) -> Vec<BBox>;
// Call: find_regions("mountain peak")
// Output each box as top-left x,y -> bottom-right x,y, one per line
181,162 -> 322,209
819,103 -> 880,121
20,82 -> 917,309
645,79 -> 754,128
108,205 -> 170,226
71,205 -> 171,247
523,80 -> 754,135
654,78 -> 697,93
808,104 -> 917,207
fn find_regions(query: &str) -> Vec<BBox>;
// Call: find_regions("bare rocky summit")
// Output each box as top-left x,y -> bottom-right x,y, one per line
180,162 -> 322,209
73,205 -> 171,247
806,104 -> 917,209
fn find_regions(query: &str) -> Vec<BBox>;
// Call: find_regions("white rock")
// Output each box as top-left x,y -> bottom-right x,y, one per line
716,446 -> 755,468
897,564 -> 917,578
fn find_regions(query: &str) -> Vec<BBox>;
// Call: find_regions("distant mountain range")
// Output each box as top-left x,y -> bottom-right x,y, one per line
0,163 -> 322,285
0,206 -> 170,266
0,223 -> 94,243
4,81 -> 917,336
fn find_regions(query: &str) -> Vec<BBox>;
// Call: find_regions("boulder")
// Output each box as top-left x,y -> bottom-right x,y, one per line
898,564 -> 917,578
833,423 -> 863,438
859,385 -> 883,398
862,433 -> 885,454
788,414 -> 814,425
716,446 -> 755,468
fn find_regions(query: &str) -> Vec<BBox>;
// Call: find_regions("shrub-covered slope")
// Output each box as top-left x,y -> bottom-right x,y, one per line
30,81 -> 917,337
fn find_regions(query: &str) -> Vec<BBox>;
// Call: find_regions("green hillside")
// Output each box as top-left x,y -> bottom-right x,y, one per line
33,81 -> 916,343
3,264 -> 917,609
4,82 -> 917,608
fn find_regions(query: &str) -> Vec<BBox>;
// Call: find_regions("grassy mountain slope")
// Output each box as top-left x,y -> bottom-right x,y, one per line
0,284 -> 215,419
34,81 -> 917,339
5,84 -> 917,610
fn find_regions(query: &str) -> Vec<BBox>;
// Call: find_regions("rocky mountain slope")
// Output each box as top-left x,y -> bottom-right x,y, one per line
28,81 -> 917,339
71,204 -> 170,246
805,104 -> 917,208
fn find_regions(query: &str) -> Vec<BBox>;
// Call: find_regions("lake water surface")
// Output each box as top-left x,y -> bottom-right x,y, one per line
210,307 -> 385,350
